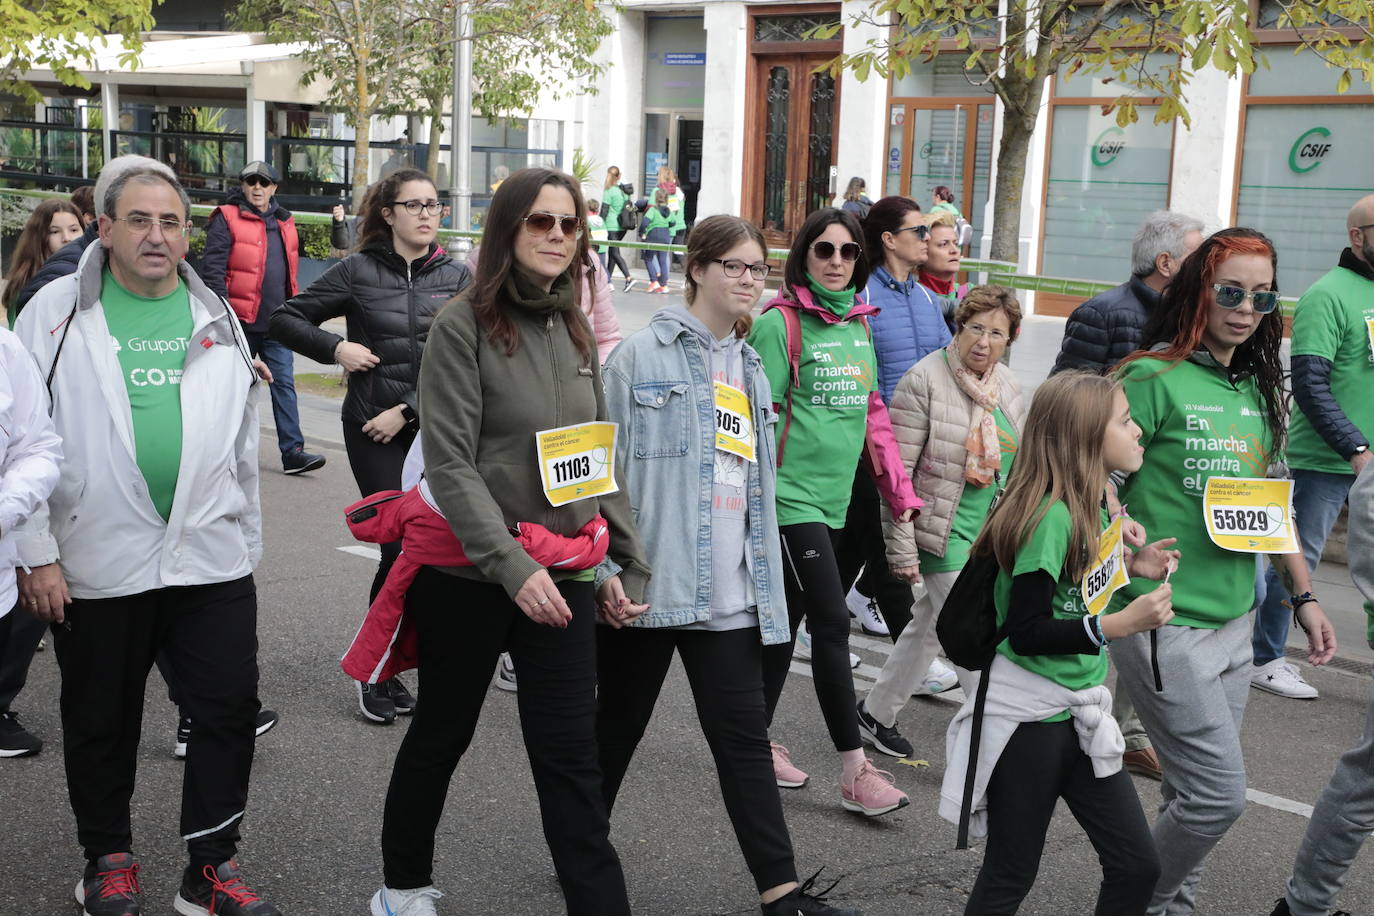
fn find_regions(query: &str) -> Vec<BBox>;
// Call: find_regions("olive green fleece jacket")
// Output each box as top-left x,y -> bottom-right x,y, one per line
417,268 -> 651,601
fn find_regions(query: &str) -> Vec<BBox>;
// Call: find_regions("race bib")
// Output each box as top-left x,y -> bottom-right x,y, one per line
535,422 -> 619,507
1082,516 -> 1131,616
1202,476 -> 1298,554
713,380 -> 756,463
1365,317 -> 1374,363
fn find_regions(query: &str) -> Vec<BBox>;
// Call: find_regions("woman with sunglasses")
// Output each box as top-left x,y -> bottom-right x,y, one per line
271,168 -> 472,725
749,207 -> 922,817
1108,228 -> 1337,915
366,167 -> 649,916
597,214 -> 858,915
920,212 -> 968,326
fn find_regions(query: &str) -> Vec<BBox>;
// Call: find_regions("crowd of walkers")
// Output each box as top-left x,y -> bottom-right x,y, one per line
2,153 -> 1374,916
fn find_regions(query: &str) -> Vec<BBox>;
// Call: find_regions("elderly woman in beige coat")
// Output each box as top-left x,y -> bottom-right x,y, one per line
856,286 -> 1028,759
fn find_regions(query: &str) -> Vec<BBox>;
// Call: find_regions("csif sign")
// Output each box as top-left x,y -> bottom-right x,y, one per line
1289,127 -> 1332,173
1091,127 -> 1126,167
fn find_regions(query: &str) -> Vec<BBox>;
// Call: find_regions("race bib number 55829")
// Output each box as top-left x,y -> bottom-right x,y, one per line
535,422 -> 619,507
1202,477 -> 1297,554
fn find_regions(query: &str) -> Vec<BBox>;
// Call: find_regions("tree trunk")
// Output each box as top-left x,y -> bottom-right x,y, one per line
988,72 -> 1050,265
352,110 -> 371,210
425,97 -> 444,180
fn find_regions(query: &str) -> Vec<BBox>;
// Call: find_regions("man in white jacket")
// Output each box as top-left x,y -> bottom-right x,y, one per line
13,164 -> 279,916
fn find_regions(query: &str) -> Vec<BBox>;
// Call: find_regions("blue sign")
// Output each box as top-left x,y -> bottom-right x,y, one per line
664,52 -> 706,66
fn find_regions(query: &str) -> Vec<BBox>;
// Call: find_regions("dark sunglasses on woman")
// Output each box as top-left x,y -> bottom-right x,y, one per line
810,241 -> 862,262
522,211 -> 584,238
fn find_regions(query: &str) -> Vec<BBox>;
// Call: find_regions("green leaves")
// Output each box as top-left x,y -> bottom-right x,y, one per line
0,0 -> 158,101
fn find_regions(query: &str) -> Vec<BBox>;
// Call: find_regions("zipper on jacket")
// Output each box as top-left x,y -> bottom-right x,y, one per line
406,261 -> 420,392
545,312 -> 560,531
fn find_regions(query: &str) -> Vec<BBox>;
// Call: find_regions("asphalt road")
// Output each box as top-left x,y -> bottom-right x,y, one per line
3,279 -> 1373,915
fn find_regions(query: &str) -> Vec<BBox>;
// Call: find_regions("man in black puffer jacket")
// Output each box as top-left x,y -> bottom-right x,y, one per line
1051,209 -> 1205,374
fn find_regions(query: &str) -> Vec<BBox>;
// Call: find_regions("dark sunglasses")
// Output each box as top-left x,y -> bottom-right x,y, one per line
892,224 -> 930,240
242,175 -> 274,187
1212,284 -> 1279,314
522,211 -> 583,238
810,241 -> 862,262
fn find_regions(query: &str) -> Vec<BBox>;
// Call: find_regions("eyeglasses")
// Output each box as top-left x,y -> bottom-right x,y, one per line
810,241 -> 862,262
242,175 -> 275,188
1212,284 -> 1279,314
711,258 -> 770,280
892,224 -> 930,240
391,199 -> 444,216
522,211 -> 584,238
961,322 -> 1008,344
115,215 -> 188,239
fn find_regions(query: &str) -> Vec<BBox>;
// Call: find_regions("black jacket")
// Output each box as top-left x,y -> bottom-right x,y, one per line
270,242 -> 472,427
1291,248 -> 1374,461
1050,274 -> 1162,375
15,221 -> 99,314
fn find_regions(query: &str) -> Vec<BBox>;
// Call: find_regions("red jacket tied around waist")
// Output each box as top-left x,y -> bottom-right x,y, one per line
340,487 -> 610,683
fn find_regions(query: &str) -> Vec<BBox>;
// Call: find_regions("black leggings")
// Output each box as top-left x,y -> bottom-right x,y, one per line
342,420 -> 417,603
605,230 -> 632,280
380,568 -> 629,915
834,463 -> 915,640
965,719 -> 1160,915
761,522 -> 862,753
597,625 -> 797,893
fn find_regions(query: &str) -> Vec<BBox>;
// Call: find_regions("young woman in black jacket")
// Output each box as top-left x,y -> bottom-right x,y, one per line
270,168 -> 472,724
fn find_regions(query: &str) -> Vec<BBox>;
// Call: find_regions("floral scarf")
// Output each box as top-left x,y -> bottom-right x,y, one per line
947,347 -> 1001,486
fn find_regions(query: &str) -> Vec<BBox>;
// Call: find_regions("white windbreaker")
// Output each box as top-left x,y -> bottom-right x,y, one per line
12,243 -> 263,599
0,329 -> 62,616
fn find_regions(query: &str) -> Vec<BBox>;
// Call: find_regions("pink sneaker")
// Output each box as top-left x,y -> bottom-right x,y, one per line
771,740 -> 809,788
841,758 -> 909,816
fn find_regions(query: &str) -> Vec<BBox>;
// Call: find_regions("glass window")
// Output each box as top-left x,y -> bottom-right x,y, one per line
1248,50 -> 1352,96
1041,106 -> 1172,283
885,105 -> 904,196
753,14 -> 835,43
1235,103 -> 1374,293
646,16 -> 706,109
1054,52 -> 1176,98
1257,0 -> 1357,31
891,54 -> 995,98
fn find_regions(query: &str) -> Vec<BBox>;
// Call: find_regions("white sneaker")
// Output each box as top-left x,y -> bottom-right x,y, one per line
371,885 -> 442,916
792,621 -> 861,668
1251,658 -> 1319,699
917,657 -> 959,695
494,653 -> 517,692
846,586 -> 889,637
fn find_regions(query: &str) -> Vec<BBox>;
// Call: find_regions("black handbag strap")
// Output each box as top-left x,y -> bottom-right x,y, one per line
956,633 -> 1002,851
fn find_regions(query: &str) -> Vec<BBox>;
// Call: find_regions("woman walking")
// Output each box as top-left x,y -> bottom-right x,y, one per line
368,167 -> 649,916
750,207 -> 921,816
601,165 -> 634,289
598,213 -> 859,916
640,189 -> 673,294
1109,228 -> 1337,915
271,168 -> 472,725
839,177 -> 872,220
920,212 -> 967,325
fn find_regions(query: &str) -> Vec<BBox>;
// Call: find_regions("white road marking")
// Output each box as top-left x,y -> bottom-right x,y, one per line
1246,789 -> 1314,819
337,545 -> 382,561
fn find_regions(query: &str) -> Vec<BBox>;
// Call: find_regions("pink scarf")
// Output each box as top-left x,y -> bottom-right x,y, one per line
947,347 -> 1001,486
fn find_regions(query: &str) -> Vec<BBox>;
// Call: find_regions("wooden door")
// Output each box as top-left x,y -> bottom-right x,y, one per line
751,54 -> 838,250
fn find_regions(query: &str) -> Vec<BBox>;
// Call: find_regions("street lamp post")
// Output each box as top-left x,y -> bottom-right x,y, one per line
449,0 -> 472,235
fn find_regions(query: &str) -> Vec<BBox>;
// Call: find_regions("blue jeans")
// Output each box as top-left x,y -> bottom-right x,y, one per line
645,250 -> 669,286
1253,468 -> 1353,665
245,331 -> 304,457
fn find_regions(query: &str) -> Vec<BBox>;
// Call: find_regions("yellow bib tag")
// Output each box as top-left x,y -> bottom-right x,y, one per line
1083,516 -> 1131,616
535,421 -> 619,507
713,380 -> 756,463
1202,476 -> 1298,554
1365,318 -> 1374,363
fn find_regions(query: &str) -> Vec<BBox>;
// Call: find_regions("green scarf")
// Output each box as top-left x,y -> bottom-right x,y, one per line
504,265 -> 575,315
805,272 -> 856,318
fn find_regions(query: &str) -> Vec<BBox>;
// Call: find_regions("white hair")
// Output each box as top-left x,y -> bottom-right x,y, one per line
1132,210 -> 1205,277
96,155 -> 186,219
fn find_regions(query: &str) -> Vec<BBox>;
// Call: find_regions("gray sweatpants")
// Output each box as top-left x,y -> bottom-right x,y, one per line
1283,674 -> 1374,915
1109,612 -> 1253,916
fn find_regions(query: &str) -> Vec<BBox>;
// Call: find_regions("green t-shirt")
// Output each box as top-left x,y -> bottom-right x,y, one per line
749,304 -> 876,528
994,499 -> 1109,721
920,406 -> 1019,573
1109,356 -> 1272,628
101,269 -> 193,522
602,186 -> 627,231
1285,265 -> 1374,474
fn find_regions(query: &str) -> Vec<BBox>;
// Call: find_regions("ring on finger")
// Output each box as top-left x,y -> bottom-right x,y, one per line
536,597 -> 550,606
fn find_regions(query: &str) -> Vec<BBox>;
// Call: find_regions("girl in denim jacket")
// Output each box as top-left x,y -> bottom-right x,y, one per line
598,216 -> 859,916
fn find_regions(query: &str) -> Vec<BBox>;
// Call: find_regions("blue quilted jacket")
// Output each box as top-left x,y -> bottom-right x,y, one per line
865,264 -> 952,403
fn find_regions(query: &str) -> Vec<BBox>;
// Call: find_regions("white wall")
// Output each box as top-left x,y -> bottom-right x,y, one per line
582,9 -> 648,194
834,0 -> 887,203
1169,64 -> 1243,232
697,2 -> 750,217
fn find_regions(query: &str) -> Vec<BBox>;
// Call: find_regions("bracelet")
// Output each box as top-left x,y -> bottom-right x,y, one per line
1112,503 -> 1129,521
1093,613 -> 1109,647
1290,591 -> 1319,611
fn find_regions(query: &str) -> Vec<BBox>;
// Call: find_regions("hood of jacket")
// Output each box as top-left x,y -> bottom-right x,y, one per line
762,282 -> 877,326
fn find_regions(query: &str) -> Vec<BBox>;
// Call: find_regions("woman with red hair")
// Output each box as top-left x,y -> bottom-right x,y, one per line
1107,228 -> 1337,914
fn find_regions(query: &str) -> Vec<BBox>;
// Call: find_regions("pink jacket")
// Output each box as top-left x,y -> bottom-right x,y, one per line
466,245 -> 622,363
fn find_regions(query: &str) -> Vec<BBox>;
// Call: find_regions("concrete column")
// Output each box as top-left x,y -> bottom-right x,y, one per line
698,2 -> 748,218
245,76 -> 267,163
100,80 -> 118,165
584,8 -> 646,194
1169,64 -> 1243,232
834,1 -> 887,204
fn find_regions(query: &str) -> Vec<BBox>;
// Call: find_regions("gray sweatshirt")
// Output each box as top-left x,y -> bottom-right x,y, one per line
1344,461 -> 1374,649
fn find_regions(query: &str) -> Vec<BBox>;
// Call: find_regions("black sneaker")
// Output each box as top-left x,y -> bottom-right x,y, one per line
174,859 -> 280,915
1268,898 -> 1350,916
762,869 -> 860,916
173,715 -> 192,760
384,676 -> 416,715
357,681 -> 396,724
75,852 -> 142,915
282,447 -> 326,475
622,277 -> 636,293
856,700 -> 913,759
254,708 -> 279,738
0,709 -> 42,758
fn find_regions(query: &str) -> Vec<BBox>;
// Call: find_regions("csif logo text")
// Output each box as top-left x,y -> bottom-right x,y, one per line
1091,127 -> 1127,167
1289,127 -> 1332,174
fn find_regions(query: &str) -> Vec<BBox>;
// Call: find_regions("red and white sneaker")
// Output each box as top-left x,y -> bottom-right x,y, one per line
771,740 -> 809,788
173,859 -> 280,915
841,758 -> 909,817
75,853 -> 142,916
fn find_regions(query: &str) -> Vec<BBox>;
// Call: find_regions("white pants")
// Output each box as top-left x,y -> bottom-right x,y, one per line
862,569 -> 962,727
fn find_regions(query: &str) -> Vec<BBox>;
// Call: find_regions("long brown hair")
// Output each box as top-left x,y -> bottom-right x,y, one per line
3,198 -> 83,313
603,165 -> 621,190
354,168 -> 435,253
972,372 -> 1120,581
469,167 -> 594,364
683,214 -> 767,338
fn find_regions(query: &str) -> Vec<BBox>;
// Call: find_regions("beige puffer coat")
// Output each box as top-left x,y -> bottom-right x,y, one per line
883,348 -> 1026,568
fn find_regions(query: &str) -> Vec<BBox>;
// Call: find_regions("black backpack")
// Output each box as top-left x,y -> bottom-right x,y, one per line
619,198 -> 640,232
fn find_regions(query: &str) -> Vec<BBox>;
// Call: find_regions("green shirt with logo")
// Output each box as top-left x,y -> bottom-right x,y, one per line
101,269 -> 193,522
749,305 -> 877,528
1285,265 -> 1374,474
994,499 -> 1109,721
1109,356 -> 1272,628
920,406 -> 1019,573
